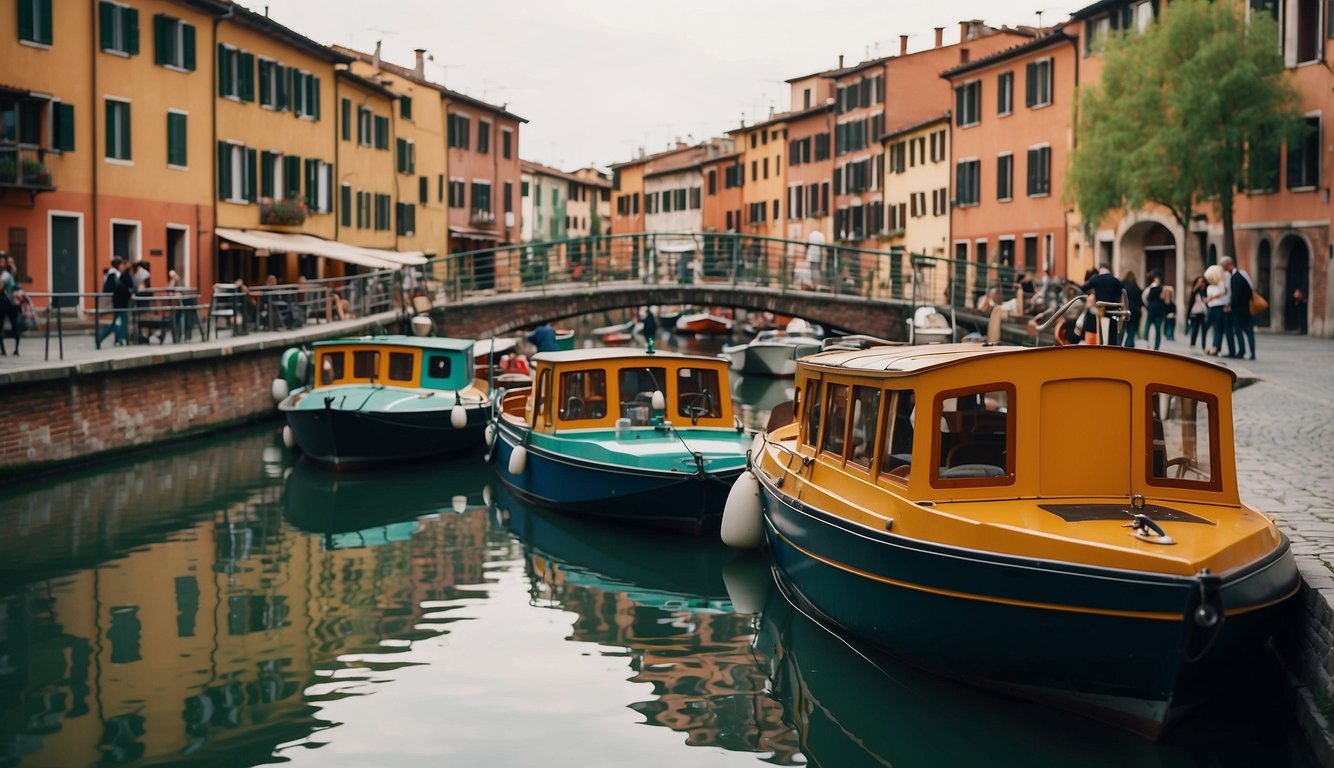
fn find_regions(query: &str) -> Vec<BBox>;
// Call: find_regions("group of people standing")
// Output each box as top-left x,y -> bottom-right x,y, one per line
1187,257 -> 1257,360
1066,258 -> 1256,359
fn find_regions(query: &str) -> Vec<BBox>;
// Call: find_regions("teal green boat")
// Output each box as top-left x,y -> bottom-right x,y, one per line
275,335 -> 490,470
488,347 -> 754,534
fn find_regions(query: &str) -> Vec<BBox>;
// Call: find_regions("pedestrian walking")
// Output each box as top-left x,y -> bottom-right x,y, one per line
1204,264 -> 1232,357
1187,275 -> 1208,349
1120,270 -> 1143,348
1223,256 -> 1255,360
1142,271 -> 1167,350
1162,282 -> 1176,341
0,257 -> 21,355
1077,263 -> 1124,345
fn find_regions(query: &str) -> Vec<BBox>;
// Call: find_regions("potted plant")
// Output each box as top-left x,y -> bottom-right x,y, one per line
20,158 -> 48,185
0,158 -> 16,184
262,198 -> 309,226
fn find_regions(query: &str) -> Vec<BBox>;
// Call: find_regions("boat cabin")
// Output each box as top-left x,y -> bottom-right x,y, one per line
310,336 -> 478,392
521,349 -> 735,431
787,344 -> 1238,505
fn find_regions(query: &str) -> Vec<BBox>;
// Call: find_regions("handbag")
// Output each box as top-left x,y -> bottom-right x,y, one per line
1249,291 -> 1269,315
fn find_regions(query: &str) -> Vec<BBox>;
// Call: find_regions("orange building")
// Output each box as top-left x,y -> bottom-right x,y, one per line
443,89 -> 525,283
1,0 -> 227,302
728,116 -> 788,242
700,150 -> 743,235
782,104 -> 835,247
942,27 -> 1080,308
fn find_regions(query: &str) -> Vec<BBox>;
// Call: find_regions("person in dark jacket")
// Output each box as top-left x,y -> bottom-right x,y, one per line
526,323 -> 560,352
1223,256 -> 1255,360
1077,264 -> 1124,344
1142,271 -> 1167,350
95,258 -> 135,348
1120,270 -> 1142,347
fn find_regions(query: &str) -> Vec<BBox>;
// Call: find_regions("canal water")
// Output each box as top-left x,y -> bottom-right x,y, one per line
0,323 -> 1315,767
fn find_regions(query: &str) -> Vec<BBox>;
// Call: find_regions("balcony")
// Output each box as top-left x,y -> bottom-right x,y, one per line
0,143 -> 55,193
260,198 -> 309,227
470,208 -> 496,227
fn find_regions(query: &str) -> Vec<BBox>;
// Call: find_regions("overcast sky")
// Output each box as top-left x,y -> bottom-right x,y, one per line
266,0 -> 1091,171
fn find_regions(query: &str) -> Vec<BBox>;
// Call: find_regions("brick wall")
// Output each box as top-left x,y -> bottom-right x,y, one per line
0,350 -> 282,479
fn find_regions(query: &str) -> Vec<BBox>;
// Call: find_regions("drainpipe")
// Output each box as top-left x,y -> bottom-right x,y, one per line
90,0 -> 98,298
212,4 -> 235,285
333,73 -> 340,242
1065,32 -> 1080,282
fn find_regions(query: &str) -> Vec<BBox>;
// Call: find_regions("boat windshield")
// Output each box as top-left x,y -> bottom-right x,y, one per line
559,369 -> 608,421
933,385 -> 1013,485
676,367 -> 722,421
1147,388 -> 1217,489
619,367 -> 665,425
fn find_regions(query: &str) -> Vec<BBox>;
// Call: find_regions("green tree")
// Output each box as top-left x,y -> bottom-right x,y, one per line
1068,0 -> 1303,265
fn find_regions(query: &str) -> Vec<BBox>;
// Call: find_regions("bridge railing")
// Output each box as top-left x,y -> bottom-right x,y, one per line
424,232 -> 1063,316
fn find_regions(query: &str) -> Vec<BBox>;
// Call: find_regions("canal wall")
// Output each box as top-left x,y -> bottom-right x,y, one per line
0,313 -> 398,481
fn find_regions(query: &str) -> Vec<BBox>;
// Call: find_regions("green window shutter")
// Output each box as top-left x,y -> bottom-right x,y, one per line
242,52 -> 256,102
167,112 -> 186,166
311,76 -> 320,120
183,23 -> 195,70
340,98 -> 350,140
218,46 -> 231,96
259,150 -> 274,198
305,158 -> 317,209
258,60 -> 271,106
18,0 -> 33,41
99,2 -> 115,51
54,103 -> 75,152
125,7 -> 139,55
419,176 -> 427,204
36,0 -> 52,45
374,116 -> 388,149
245,147 -> 257,202
284,155 -> 300,199
1025,63 -> 1035,108
153,14 -> 166,65
217,141 -> 231,199
341,185 -> 351,226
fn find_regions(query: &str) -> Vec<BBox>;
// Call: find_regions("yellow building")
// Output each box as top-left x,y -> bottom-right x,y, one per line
213,5 -> 346,283
331,69 -> 399,253
2,0 -> 226,300
336,46 -> 449,260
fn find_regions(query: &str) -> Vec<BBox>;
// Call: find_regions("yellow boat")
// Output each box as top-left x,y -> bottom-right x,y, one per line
722,343 -> 1298,738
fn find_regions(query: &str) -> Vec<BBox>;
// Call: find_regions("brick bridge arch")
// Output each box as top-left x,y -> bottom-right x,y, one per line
432,283 -> 911,340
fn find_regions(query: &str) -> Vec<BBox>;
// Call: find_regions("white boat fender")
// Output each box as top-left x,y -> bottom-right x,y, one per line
451,495 -> 468,514
721,555 -> 772,614
282,424 -> 296,451
485,423 -> 497,447
482,484 -> 493,508
271,377 -> 290,403
451,401 -> 468,429
721,470 -> 764,549
508,444 -> 528,475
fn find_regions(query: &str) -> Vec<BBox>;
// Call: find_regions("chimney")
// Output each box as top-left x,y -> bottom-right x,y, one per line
960,48 -> 970,64
960,22 -> 969,41
934,27 -> 944,48
372,40 -> 382,71
900,35 -> 909,56
414,48 -> 426,79
838,54 -> 844,68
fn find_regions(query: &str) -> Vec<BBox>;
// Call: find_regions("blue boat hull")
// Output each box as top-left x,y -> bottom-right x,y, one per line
491,422 -> 742,535
283,398 -> 488,470
756,471 -> 1299,737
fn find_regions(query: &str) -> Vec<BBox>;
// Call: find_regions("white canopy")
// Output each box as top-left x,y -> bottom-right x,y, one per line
217,228 -> 407,270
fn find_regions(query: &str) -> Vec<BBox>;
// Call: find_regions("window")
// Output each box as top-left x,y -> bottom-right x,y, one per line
105,99 -> 131,161
821,383 -> 850,456
617,367 -> 665,424
802,379 -> 822,449
1086,15 -> 1110,55
352,350 -> 379,378
18,0 -> 52,45
304,159 -> 331,213
478,120 -> 490,154
502,129 -> 513,159
399,95 -> 412,120
955,158 -> 980,206
448,114 -> 471,149
426,355 -> 452,380
396,138 -> 416,174
388,352 -> 415,381
419,176 -> 429,205
153,13 -> 196,70
996,153 -> 1013,201
1025,59 -> 1053,108
258,59 -> 286,110
1147,388 -> 1217,488
216,141 -> 256,202
1287,116 -> 1320,189
373,115 -> 389,149
955,81 -> 981,127
471,181 -> 492,216
933,385 -> 1014,486
52,101 -> 75,152
878,390 -> 916,481
504,180 -> 514,213
1134,0 -> 1155,33
357,107 -> 372,146
848,386 -> 881,469
676,367 -> 721,422
340,98 -> 351,140
340,184 -> 351,226
374,193 -> 391,230
99,2 -> 139,56
997,71 -> 1013,115
396,202 -> 416,235
166,110 -> 187,167
1026,145 -> 1051,196
559,369 -> 607,420
292,71 -> 320,119
217,46 -> 254,102
108,606 -> 142,663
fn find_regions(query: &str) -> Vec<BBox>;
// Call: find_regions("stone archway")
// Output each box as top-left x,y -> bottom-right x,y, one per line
1119,220 -> 1180,288
1275,235 -> 1311,334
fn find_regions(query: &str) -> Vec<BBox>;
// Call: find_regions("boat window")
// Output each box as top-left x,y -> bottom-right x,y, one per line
879,390 -> 916,481
387,352 -> 415,382
319,351 -> 344,385
426,355 -> 452,380
619,367 -> 665,425
933,385 -> 1013,485
821,383 -> 849,456
802,379 -> 821,448
848,385 -> 881,469
676,367 -> 721,421
535,368 -> 551,426
353,350 -> 379,379
559,369 -> 607,421
1147,388 -> 1217,489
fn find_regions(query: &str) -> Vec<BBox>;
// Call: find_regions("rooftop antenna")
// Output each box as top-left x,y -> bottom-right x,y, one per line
1035,9 -> 1046,28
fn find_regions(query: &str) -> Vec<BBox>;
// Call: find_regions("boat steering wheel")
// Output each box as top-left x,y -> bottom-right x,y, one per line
680,392 -> 713,424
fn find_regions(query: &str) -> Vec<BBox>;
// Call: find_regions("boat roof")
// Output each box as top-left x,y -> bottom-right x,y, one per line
312,335 -> 475,352
800,342 -> 1238,380
533,347 -> 722,365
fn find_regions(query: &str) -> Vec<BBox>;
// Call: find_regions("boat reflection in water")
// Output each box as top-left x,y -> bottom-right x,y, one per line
730,375 -> 794,432
282,452 -> 492,549
490,483 -> 797,759
755,583 -> 1307,768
